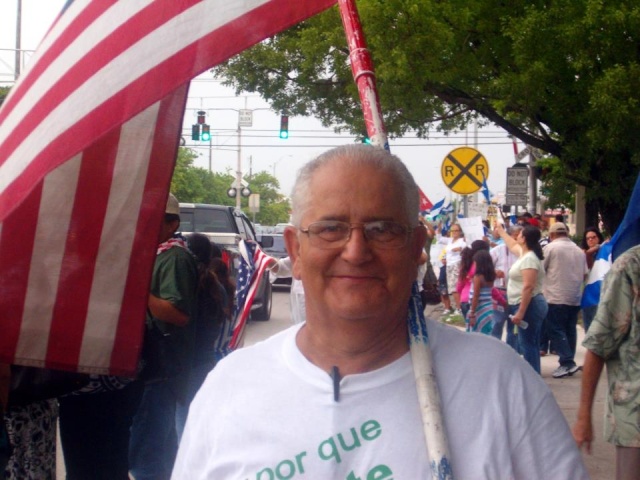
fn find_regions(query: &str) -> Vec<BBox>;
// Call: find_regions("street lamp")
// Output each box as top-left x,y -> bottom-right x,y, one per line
271,154 -> 293,177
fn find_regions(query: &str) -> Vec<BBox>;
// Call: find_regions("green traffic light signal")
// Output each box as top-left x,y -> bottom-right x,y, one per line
201,124 -> 211,141
279,115 -> 289,139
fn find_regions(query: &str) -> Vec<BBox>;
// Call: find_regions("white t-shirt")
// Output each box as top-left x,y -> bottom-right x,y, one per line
507,251 -> 546,305
173,321 -> 587,479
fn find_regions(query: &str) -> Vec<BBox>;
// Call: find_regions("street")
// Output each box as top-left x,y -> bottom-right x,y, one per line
56,290 -> 612,478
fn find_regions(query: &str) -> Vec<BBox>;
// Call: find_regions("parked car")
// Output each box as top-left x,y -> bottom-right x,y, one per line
178,203 -> 274,321
262,234 -> 291,287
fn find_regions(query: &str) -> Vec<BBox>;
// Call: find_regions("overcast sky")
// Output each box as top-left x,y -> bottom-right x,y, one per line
1,1 -> 521,204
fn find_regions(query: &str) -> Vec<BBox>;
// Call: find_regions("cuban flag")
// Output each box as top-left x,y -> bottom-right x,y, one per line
427,198 -> 445,217
481,173 -> 493,203
582,173 -> 640,308
0,0 -> 337,375
418,187 -> 433,214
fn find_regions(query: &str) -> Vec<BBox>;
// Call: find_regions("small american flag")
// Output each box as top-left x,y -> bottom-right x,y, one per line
228,240 -> 272,350
0,0 -> 336,375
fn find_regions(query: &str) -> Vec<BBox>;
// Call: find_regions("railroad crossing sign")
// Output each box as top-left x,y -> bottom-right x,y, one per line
441,147 -> 489,195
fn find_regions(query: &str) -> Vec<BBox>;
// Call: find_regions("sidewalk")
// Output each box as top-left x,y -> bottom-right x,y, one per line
425,303 -> 614,480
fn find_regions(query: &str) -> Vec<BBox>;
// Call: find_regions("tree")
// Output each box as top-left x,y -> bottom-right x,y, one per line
213,0 -> 640,233
170,150 -> 291,223
0,86 -> 10,107
170,147 -> 235,204
244,170 -> 291,225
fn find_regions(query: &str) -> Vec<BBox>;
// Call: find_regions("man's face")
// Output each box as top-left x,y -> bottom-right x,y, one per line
285,161 -> 426,324
158,216 -> 179,243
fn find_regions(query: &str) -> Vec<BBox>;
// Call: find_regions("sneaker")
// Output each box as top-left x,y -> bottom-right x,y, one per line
568,365 -> 582,375
552,365 -> 571,378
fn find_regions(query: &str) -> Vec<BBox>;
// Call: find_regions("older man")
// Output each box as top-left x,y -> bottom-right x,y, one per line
543,222 -> 589,378
172,145 -> 586,479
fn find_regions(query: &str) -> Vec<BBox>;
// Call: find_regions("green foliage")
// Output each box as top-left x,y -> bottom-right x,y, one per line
214,0 -> 640,233
170,148 -> 235,205
0,86 -> 10,107
244,171 -> 291,225
170,149 -> 290,223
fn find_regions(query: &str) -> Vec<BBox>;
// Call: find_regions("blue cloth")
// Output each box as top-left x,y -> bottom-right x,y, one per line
509,293 -> 548,374
129,381 -> 179,480
611,173 -> 640,261
546,304 -> 581,368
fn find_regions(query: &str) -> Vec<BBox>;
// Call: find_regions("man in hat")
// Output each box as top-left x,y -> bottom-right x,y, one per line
543,222 -> 589,378
129,193 -> 198,480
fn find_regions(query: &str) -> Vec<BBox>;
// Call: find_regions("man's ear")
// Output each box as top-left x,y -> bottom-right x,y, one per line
412,224 -> 428,262
284,227 -> 302,280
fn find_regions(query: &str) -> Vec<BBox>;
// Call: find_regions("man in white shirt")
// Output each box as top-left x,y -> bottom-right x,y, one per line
543,222 -> 589,378
172,145 -> 588,479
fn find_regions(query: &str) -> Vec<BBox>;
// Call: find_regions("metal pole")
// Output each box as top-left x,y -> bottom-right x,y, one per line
529,151 -> 537,213
338,0 -> 388,151
236,124 -> 242,210
15,0 -> 22,80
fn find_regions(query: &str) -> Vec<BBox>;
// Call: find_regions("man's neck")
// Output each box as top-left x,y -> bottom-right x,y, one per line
295,314 -> 409,376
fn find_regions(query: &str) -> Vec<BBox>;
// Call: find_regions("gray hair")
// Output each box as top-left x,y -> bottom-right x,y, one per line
290,144 -> 419,226
508,224 -> 524,235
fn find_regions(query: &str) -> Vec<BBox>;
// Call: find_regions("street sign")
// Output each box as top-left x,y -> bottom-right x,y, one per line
441,147 -> 489,195
238,109 -> 253,127
505,194 -> 528,206
506,166 -> 529,195
516,145 -> 542,161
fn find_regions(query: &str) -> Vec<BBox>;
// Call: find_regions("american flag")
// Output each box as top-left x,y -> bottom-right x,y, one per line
228,240 -> 272,350
0,0 -> 336,375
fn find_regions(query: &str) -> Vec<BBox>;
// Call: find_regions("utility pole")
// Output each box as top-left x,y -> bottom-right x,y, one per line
15,0 -> 22,80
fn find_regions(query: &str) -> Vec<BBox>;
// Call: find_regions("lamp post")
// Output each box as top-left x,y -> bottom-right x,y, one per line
271,154 -> 293,177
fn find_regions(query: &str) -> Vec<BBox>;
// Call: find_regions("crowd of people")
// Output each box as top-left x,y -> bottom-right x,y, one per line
1,143 -> 636,479
431,211 -> 605,379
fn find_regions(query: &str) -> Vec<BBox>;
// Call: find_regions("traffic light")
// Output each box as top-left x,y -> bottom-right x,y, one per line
279,115 -> 289,139
201,124 -> 211,141
191,124 -> 200,141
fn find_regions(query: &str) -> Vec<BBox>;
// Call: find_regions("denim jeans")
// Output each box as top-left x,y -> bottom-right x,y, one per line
492,303 -> 520,352
546,304 -> 581,368
509,294 -> 548,374
129,381 -> 179,480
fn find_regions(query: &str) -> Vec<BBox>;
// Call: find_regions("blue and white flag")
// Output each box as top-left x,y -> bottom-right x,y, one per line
581,172 -> 640,308
428,198 -> 445,217
481,174 -> 493,203
611,173 -> 640,262
581,242 -> 613,308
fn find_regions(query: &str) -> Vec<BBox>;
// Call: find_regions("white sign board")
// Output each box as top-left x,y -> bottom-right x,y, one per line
466,201 -> 488,220
505,194 -> 528,206
506,167 -> 529,194
238,109 -> 253,127
458,216 -> 485,245
249,193 -> 260,213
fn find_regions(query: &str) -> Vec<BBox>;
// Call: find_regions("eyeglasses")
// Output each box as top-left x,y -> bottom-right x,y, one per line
586,235 -> 598,240
450,229 -> 461,233
299,220 -> 411,250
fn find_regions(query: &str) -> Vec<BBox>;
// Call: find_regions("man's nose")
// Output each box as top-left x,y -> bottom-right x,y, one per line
340,226 -> 373,262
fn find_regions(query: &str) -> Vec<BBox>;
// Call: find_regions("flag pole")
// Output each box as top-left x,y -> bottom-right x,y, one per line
337,1 -> 453,478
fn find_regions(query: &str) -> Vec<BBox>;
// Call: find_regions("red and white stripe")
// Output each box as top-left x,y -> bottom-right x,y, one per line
0,0 -> 336,375
228,241 -> 273,350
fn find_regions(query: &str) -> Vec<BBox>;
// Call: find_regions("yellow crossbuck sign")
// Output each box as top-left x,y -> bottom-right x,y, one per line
441,147 -> 489,195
